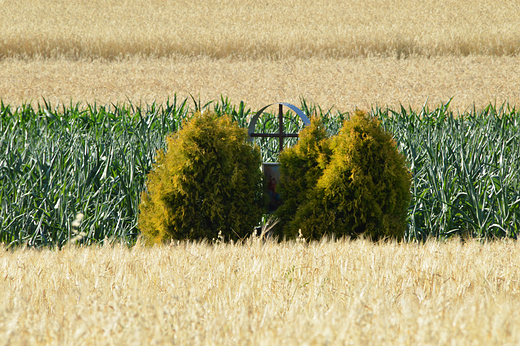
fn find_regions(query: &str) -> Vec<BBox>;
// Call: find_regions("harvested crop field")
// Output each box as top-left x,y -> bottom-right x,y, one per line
1,238 -> 520,345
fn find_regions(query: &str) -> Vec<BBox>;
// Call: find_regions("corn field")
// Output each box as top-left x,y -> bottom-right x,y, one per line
1,98 -> 519,247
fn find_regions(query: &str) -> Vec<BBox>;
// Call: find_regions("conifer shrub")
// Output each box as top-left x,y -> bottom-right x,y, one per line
277,111 -> 411,241
274,117 -> 333,238
138,111 -> 267,243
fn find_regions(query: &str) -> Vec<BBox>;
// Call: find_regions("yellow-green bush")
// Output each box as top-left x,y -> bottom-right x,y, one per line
138,111 -> 267,243
274,117 -> 333,238
277,111 -> 411,241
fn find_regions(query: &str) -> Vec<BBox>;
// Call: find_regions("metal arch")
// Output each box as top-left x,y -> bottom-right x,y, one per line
247,102 -> 311,141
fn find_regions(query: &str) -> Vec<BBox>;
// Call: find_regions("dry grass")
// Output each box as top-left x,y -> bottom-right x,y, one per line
2,0 -> 520,59
1,56 -> 520,112
1,238 -> 520,345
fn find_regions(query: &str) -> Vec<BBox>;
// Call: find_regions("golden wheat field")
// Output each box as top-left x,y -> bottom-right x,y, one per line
1,0 -> 520,111
1,238 -> 520,345
2,55 -> 520,112
3,0 -> 520,59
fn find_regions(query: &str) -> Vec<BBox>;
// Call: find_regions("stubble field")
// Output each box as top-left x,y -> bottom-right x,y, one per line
2,0 -> 520,344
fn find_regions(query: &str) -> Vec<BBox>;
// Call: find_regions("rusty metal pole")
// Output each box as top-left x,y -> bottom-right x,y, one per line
278,104 -> 284,153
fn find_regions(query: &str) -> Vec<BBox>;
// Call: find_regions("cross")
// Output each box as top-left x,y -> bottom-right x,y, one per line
248,103 -> 310,153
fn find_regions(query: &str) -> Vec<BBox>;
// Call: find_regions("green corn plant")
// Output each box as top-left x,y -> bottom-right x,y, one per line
0,97 -> 190,247
379,101 -> 520,240
1,97 -> 519,246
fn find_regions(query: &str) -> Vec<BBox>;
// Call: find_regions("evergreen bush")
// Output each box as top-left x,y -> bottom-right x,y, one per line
138,111 -> 267,243
278,111 -> 411,241
275,117 -> 333,238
